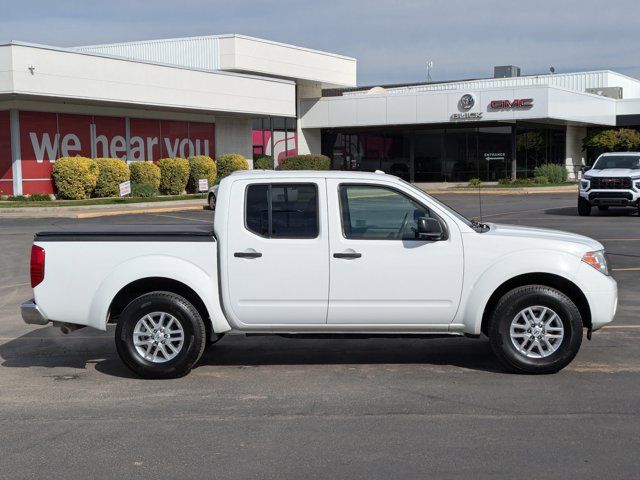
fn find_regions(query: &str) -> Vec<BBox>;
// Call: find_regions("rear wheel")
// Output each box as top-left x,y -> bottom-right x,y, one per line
208,193 -> 216,210
488,285 -> 583,374
578,197 -> 591,216
115,291 -> 206,379
597,205 -> 609,212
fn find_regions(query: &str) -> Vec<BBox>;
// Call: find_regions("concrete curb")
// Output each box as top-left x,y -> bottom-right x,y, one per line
0,199 -> 207,219
426,186 -> 578,195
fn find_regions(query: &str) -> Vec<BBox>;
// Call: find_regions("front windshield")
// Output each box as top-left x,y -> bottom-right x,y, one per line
398,178 -> 473,227
592,155 -> 640,170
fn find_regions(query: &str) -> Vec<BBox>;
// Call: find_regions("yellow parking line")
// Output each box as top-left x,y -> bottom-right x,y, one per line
150,213 -> 212,223
0,282 -> 29,290
612,267 -> 640,271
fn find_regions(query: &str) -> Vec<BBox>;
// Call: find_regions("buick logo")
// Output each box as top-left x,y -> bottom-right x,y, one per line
459,94 -> 475,110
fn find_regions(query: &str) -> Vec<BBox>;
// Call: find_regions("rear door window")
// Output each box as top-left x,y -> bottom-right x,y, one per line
245,183 -> 319,238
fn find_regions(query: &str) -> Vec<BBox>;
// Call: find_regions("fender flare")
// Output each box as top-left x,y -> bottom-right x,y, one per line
87,254 -> 231,333
458,249 -> 582,335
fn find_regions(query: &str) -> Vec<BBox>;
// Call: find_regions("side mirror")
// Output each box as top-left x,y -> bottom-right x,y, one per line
416,217 -> 444,241
580,165 -> 591,173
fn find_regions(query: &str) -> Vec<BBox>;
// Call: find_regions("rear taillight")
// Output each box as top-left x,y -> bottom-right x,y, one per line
30,245 -> 45,288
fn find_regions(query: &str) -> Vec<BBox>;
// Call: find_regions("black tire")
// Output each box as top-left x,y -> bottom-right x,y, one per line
578,197 -> 591,216
208,193 -> 216,210
597,206 -> 609,212
115,291 -> 206,379
488,285 -> 583,374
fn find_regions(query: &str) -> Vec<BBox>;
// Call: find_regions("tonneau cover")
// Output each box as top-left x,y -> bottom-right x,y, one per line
35,224 -> 215,242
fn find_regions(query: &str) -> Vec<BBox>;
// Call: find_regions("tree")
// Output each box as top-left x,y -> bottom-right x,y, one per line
583,128 -> 640,152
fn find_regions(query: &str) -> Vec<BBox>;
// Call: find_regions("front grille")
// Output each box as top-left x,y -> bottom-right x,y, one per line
589,177 -> 632,189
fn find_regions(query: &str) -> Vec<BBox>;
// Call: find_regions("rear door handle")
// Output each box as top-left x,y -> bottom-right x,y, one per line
234,251 -> 262,259
333,252 -> 362,259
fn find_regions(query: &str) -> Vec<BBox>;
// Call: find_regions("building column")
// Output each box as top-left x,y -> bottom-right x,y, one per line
9,110 -> 22,195
297,81 -> 322,155
565,125 -> 587,180
214,117 -> 253,168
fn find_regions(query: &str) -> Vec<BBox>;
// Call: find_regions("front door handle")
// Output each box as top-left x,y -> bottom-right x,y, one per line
333,252 -> 362,259
234,251 -> 262,259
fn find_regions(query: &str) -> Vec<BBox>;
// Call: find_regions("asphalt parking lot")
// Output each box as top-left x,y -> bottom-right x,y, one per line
1,192 -> 639,479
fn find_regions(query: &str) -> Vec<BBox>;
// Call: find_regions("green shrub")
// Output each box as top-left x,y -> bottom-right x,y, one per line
52,157 -> 98,200
468,178 -> 482,187
131,182 -> 159,198
129,162 -> 161,190
93,158 -> 131,197
7,195 -> 28,201
217,153 -> 249,179
512,178 -> 535,186
158,157 -> 190,195
534,163 -> 567,184
29,193 -> 52,201
187,155 -> 217,193
279,154 -> 331,171
497,178 -> 512,186
254,155 -> 274,170
534,176 -> 549,185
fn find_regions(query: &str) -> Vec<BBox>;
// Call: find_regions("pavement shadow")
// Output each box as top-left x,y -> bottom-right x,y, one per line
545,206 -> 638,217
0,328 -> 508,377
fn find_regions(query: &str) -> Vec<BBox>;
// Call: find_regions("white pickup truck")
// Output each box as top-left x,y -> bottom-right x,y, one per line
21,170 -> 617,378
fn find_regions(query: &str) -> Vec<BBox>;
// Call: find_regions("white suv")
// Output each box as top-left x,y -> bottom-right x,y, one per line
578,152 -> 640,216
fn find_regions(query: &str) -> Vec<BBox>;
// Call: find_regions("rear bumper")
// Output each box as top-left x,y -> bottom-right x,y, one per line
20,299 -> 49,326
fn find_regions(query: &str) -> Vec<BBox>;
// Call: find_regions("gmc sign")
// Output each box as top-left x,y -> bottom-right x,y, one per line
489,98 -> 534,109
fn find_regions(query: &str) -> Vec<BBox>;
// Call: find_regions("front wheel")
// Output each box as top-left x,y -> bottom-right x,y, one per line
488,285 -> 583,374
115,291 -> 207,379
578,197 -> 591,216
208,193 -> 216,210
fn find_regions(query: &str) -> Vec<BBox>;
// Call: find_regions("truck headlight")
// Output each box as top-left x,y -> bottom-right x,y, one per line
580,180 -> 589,190
582,250 -> 609,276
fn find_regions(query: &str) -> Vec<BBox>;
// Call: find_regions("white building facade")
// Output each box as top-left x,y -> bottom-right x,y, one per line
1,34 -> 640,194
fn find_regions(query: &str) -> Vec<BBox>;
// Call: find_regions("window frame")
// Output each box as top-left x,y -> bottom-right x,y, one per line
244,182 -> 320,240
337,182 -> 448,241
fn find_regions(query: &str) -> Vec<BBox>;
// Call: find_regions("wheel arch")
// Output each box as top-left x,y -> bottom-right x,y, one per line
480,273 -> 591,336
109,277 -> 214,341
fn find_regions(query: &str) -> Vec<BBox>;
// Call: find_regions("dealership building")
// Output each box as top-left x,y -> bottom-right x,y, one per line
2,34 -> 640,195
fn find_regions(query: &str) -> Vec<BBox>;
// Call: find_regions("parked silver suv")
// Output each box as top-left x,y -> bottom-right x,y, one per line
578,152 -> 640,216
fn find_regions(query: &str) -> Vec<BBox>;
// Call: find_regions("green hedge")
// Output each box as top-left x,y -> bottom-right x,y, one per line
131,182 -> 159,197
217,153 -> 249,179
94,158 -> 130,197
158,157 -> 190,195
254,155 -> 274,170
279,154 -> 330,170
534,163 -> 567,183
52,157 -> 98,200
130,161 -> 161,190
187,155 -> 217,192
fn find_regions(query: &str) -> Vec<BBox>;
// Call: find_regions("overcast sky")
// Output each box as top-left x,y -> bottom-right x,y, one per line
2,0 -> 639,85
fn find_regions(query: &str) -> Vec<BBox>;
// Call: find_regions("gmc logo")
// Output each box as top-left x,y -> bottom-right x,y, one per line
489,98 -> 534,109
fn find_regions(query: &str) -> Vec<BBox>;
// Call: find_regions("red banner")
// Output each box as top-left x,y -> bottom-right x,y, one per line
0,111 -> 12,195
17,112 -> 215,194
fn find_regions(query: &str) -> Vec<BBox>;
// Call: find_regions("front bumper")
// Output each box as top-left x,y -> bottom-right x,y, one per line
20,299 -> 49,325
579,188 -> 640,206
